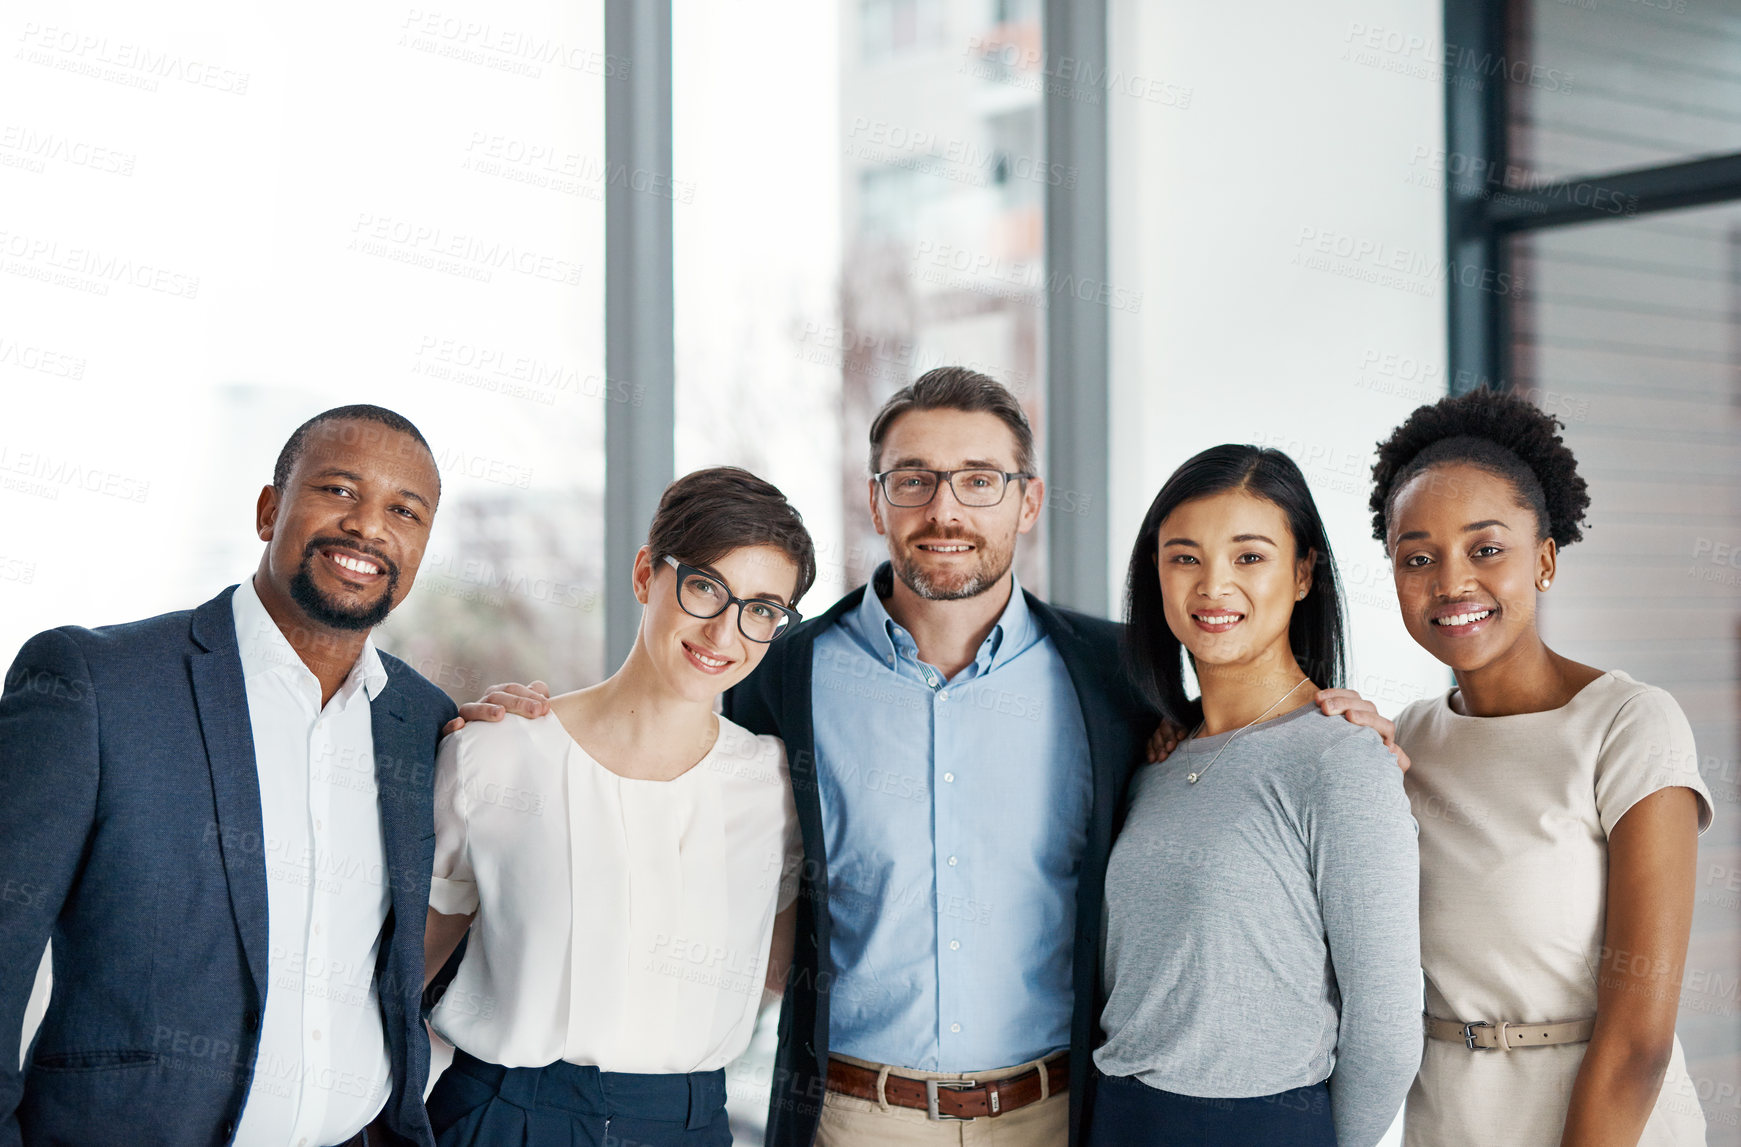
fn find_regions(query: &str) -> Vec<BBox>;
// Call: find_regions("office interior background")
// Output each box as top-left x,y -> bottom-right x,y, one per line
4,0 -> 1740,1142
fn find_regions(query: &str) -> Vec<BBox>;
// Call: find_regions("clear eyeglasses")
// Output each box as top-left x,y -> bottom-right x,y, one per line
662,554 -> 801,642
872,468 -> 1035,508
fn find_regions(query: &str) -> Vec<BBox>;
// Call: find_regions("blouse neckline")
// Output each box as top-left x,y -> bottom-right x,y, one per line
534,710 -> 723,785
1439,669 -> 1620,722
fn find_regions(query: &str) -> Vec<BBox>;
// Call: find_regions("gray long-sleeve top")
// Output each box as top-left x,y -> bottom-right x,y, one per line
1095,703 -> 1421,1147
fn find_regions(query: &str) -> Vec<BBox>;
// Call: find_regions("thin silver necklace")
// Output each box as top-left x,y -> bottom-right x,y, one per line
1184,677 -> 1311,784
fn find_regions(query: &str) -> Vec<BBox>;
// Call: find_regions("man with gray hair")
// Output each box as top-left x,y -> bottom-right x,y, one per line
737,365 -> 1142,1147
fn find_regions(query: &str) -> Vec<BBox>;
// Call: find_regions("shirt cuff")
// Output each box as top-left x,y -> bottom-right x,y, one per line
429,876 -> 479,915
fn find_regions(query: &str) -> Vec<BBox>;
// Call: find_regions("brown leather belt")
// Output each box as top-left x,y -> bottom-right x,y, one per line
826,1055 -> 1069,1120
1425,1014 -> 1595,1050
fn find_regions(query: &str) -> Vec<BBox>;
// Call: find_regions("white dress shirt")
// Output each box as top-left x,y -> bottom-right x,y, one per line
428,712 -> 801,1073
230,577 -> 395,1147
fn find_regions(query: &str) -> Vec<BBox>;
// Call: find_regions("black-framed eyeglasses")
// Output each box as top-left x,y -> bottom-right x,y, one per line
661,554 -> 801,642
872,467 -> 1035,508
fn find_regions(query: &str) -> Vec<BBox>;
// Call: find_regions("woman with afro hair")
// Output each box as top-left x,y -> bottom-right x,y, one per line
1372,387 -> 1713,1146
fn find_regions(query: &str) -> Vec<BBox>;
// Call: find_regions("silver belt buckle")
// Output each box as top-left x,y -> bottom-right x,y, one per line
1462,1020 -> 1493,1050
924,1078 -> 977,1121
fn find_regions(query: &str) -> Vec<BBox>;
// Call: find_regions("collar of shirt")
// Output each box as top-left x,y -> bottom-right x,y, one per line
847,562 -> 1038,686
231,576 -> 388,709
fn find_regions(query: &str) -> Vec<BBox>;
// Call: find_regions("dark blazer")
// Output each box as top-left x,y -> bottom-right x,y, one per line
722,573 -> 1154,1147
0,585 -> 457,1147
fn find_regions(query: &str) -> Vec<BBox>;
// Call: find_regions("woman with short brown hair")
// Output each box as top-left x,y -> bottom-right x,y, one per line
420,466 -> 816,1146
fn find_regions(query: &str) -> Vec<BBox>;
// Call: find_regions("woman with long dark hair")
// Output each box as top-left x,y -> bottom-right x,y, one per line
419,467 -> 815,1146
1372,389 -> 1711,1146
1091,445 -> 1420,1147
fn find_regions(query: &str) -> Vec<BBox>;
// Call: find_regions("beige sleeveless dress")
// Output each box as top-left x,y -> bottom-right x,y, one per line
1397,670 -> 1713,1146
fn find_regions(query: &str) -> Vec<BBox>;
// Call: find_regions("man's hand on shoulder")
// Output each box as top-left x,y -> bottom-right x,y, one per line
1145,719 -> 1189,764
442,681 -> 551,736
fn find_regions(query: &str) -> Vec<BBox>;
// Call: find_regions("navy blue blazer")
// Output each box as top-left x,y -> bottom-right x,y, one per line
0,585 -> 457,1147
721,577 -> 1154,1147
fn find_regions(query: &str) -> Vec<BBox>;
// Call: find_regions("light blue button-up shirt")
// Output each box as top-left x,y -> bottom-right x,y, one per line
813,565 -> 1092,1072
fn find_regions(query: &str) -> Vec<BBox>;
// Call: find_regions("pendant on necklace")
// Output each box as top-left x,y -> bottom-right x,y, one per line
1187,772 -> 1200,784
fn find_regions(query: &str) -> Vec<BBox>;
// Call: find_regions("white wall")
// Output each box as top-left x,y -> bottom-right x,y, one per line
1108,0 -> 1452,721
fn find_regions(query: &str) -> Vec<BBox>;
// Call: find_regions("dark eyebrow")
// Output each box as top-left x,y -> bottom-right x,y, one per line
310,467 -> 432,510
689,562 -> 790,608
690,560 -> 729,586
1231,534 -> 1278,546
885,458 -> 1008,471
1395,520 -> 1507,545
736,579 -> 791,606
1161,537 -> 1199,548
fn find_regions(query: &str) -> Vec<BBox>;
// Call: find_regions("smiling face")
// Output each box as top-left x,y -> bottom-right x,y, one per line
1156,489 -> 1313,672
869,407 -> 1043,600
634,543 -> 799,705
1387,462 -> 1555,674
256,418 -> 439,633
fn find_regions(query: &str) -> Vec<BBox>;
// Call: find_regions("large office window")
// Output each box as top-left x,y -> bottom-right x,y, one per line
837,0 -> 1051,595
1,0 -> 610,692
1447,1 -> 1741,1133
673,0 -> 1051,613
669,0 -> 846,604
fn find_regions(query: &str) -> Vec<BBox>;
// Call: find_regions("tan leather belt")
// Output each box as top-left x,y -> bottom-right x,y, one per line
1425,1014 -> 1595,1050
825,1055 -> 1069,1120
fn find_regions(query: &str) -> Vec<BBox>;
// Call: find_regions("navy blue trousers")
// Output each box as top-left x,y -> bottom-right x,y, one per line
1088,1068 -> 1337,1147
428,1049 -> 731,1147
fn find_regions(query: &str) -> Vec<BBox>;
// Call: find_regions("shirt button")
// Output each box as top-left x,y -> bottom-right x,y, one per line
311,1029 -> 322,1041
949,940 -> 960,951
947,855 -> 958,866
938,690 -> 949,701
943,772 -> 955,783
950,1022 -> 962,1034
314,818 -> 323,831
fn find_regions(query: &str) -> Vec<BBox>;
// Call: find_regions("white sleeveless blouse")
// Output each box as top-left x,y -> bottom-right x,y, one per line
428,712 -> 801,1073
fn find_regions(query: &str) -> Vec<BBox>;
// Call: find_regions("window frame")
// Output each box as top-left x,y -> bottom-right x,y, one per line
1443,0 -> 1741,396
